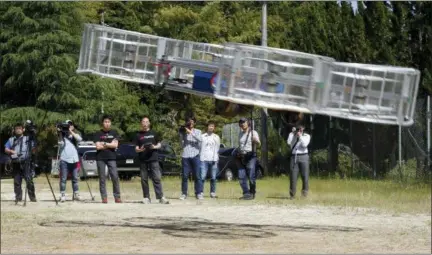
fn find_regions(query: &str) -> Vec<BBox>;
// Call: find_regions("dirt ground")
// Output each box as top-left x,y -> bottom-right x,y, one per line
1,179 -> 431,254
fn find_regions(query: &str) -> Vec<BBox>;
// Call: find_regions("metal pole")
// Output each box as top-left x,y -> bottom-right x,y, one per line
260,1 -> 269,176
372,124 -> 377,179
427,95 -> 431,168
350,120 -> 354,176
261,2 -> 268,47
398,124 -> 402,168
230,124 -> 233,148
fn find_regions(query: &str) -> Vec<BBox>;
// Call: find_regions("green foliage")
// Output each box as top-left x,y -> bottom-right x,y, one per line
310,149 -> 371,179
0,1 -> 431,176
387,159 -> 432,184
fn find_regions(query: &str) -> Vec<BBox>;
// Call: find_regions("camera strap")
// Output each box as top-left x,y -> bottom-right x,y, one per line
63,133 -> 78,148
238,130 -> 250,152
291,137 -> 300,151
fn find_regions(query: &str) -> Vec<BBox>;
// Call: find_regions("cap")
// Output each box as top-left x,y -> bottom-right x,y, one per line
65,120 -> 73,124
238,117 -> 248,123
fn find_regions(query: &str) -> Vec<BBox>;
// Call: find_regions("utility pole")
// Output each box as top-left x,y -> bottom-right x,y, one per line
260,2 -> 269,176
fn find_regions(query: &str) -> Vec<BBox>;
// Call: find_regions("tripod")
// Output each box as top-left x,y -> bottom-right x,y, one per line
16,131 -> 58,206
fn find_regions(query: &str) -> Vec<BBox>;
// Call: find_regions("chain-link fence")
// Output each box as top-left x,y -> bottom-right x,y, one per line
220,97 -> 431,182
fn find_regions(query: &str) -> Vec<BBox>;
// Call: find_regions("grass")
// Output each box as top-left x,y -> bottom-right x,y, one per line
13,175 -> 432,214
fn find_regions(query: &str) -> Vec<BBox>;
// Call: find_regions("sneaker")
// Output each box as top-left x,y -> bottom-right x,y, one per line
239,194 -> 253,200
102,198 -> 108,203
73,193 -> 81,201
29,197 -> 37,202
179,194 -> 187,200
210,192 -> 217,198
197,193 -> 204,200
115,198 -> 122,203
60,194 -> 66,203
142,197 -> 151,204
159,197 -> 170,204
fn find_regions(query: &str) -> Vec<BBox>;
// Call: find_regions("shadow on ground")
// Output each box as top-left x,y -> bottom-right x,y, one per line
38,216 -> 363,239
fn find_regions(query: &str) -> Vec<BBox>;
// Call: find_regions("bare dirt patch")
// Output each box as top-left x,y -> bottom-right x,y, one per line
1,179 -> 430,254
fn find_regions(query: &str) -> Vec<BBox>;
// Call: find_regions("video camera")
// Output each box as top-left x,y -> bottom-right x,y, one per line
56,122 -> 70,134
24,120 -> 36,136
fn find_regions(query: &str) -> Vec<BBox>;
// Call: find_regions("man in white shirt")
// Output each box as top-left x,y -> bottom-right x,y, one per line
287,124 -> 311,199
199,121 -> 220,198
236,117 -> 260,200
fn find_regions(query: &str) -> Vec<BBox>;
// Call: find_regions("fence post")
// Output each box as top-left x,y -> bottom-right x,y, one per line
398,124 -> 402,168
427,95 -> 431,169
372,124 -> 377,179
350,120 -> 354,176
230,124 -> 233,148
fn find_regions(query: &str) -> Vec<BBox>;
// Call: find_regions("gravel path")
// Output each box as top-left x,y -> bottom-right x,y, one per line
1,180 -> 430,254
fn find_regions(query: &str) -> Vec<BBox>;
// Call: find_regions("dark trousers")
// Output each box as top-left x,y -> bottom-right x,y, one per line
12,162 -> 36,201
59,160 -> 79,193
235,153 -> 257,195
96,160 -> 121,199
289,154 -> 309,198
140,160 -> 164,199
181,155 -> 202,196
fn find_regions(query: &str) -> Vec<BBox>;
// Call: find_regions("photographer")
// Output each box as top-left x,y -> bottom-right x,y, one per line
199,121 -> 220,199
4,123 -> 37,202
93,115 -> 122,203
236,118 -> 260,200
57,120 -> 83,202
178,116 -> 203,200
287,125 -> 311,199
134,116 -> 169,204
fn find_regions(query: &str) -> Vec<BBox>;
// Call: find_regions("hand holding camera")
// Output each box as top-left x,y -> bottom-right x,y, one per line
179,122 -> 192,134
184,127 -> 192,134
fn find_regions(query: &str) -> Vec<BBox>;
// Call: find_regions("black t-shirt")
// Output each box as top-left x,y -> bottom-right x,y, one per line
134,130 -> 160,162
93,129 -> 119,160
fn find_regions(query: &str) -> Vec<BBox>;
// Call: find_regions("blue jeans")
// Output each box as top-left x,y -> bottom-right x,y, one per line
235,153 -> 257,195
200,161 -> 218,194
181,155 -> 202,196
59,160 -> 79,193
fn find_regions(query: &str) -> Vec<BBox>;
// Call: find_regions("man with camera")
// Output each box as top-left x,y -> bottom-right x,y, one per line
236,117 -> 260,200
93,115 -> 122,203
134,116 -> 169,204
4,123 -> 37,202
56,120 -> 83,202
199,120 -> 220,199
178,116 -> 203,200
287,125 -> 311,199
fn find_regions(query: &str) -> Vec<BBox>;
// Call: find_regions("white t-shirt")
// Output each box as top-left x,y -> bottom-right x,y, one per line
200,132 -> 220,162
238,129 -> 260,152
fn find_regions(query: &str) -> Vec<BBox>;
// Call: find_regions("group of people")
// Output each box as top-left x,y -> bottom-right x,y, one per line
3,114 -> 311,204
177,116 -> 261,200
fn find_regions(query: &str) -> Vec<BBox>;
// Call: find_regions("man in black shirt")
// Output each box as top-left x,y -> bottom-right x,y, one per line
134,116 -> 169,204
93,115 -> 122,203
